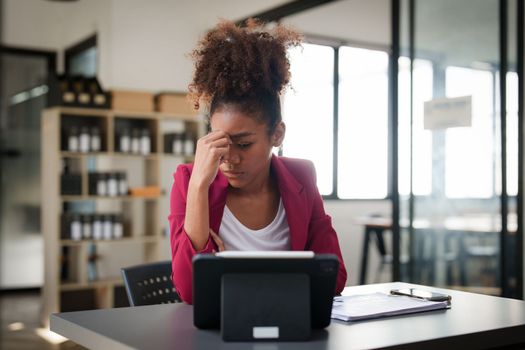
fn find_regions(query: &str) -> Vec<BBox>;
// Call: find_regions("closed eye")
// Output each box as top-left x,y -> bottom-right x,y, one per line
237,143 -> 252,149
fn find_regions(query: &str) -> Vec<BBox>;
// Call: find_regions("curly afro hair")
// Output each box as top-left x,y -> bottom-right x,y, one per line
188,19 -> 302,133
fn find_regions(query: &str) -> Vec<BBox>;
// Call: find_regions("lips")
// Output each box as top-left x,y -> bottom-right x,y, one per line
222,171 -> 244,178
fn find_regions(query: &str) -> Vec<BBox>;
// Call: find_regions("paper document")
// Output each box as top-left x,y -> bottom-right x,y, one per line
331,292 -> 449,322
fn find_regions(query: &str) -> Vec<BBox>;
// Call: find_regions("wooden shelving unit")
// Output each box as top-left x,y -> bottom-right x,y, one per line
41,106 -> 203,326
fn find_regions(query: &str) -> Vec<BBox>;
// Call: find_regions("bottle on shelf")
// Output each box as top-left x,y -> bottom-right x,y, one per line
119,128 -> 131,153
70,214 -> 82,241
90,127 -> 101,152
107,173 -> 118,197
92,215 -> 103,240
87,243 -> 98,282
97,173 -> 107,196
131,129 -> 140,154
68,126 -> 79,152
79,126 -> 90,153
113,214 -> 124,239
184,131 -> 195,156
117,172 -> 128,196
140,129 -> 151,155
103,214 -> 113,240
82,214 -> 92,239
172,133 -> 183,155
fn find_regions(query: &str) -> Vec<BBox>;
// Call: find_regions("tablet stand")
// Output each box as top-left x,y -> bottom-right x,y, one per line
221,273 -> 311,341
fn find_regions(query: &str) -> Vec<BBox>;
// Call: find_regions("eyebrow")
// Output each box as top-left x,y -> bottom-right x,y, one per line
229,132 -> 255,140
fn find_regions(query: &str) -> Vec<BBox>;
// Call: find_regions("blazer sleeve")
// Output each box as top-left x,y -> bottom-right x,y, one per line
303,162 -> 348,294
169,164 -> 216,304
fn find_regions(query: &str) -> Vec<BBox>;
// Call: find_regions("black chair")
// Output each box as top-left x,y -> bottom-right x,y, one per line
121,261 -> 182,306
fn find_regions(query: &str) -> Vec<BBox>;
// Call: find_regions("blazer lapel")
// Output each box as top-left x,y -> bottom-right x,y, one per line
208,172 -> 229,234
271,156 -> 308,251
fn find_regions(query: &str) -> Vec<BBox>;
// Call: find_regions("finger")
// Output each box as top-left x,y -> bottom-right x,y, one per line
209,229 -> 225,251
210,138 -> 231,148
204,130 -> 231,143
209,229 -> 226,252
209,145 -> 230,161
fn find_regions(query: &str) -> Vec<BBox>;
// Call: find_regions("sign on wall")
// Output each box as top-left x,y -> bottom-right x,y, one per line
424,96 -> 472,130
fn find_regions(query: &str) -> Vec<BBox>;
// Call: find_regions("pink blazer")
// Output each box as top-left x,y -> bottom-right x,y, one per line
169,155 -> 347,304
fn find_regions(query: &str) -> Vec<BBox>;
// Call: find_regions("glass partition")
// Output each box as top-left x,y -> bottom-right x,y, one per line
398,0 -> 520,297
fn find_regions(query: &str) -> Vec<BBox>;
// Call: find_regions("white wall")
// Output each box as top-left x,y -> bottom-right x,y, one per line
107,0 -> 289,91
2,0 -> 289,90
283,0 -> 390,47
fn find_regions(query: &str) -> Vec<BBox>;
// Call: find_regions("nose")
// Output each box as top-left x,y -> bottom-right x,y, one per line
228,152 -> 240,165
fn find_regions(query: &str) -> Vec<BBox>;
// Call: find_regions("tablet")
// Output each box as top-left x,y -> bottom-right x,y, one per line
192,251 -> 339,329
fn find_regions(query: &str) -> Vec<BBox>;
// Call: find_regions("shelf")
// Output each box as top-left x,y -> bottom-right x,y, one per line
42,105 -> 201,325
60,277 -> 124,291
61,195 -> 162,202
60,236 -> 160,246
161,153 -> 195,162
155,112 -> 200,122
61,151 -> 159,160
49,106 -> 199,122
49,106 -> 110,117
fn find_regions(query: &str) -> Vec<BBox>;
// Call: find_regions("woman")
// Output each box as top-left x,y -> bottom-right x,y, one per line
169,19 -> 347,304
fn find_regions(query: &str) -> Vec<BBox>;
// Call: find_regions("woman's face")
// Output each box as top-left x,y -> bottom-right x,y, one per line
210,106 -> 284,190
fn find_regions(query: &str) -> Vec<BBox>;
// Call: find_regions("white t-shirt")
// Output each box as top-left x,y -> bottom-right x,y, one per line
219,199 -> 291,251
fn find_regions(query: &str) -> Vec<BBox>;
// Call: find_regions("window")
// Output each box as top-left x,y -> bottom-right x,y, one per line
445,67 -> 494,198
337,47 -> 389,199
283,43 -> 389,199
282,44 -> 334,195
65,35 -> 97,77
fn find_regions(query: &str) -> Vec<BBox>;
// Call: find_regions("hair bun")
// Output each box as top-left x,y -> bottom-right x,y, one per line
189,19 -> 302,110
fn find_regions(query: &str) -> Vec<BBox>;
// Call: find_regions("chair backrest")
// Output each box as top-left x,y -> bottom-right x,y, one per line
121,261 -> 181,306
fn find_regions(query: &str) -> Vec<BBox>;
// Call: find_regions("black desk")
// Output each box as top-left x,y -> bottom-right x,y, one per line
50,282 -> 525,350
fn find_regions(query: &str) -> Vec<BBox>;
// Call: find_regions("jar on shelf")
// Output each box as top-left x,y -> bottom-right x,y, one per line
82,215 -> 92,239
79,126 -> 90,153
140,129 -> 151,155
90,127 -> 101,152
70,214 -> 82,241
107,172 -> 118,197
92,215 -> 103,240
131,129 -> 140,154
119,128 -> 131,153
68,126 -> 79,152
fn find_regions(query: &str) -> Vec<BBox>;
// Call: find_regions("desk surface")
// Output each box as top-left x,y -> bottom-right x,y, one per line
50,282 -> 525,350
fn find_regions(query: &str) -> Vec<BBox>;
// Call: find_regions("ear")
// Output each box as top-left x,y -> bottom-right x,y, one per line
272,122 -> 286,147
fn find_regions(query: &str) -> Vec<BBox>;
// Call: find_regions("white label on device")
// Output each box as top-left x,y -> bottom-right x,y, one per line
253,326 -> 279,339
216,251 -> 314,259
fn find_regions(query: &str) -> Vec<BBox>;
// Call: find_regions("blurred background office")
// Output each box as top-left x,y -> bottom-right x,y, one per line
0,0 -> 523,348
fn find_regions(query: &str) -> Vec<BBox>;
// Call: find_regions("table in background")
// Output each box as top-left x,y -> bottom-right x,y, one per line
50,282 -> 525,350
356,215 -> 516,286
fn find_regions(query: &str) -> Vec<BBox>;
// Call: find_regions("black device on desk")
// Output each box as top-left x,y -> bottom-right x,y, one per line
192,251 -> 339,342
